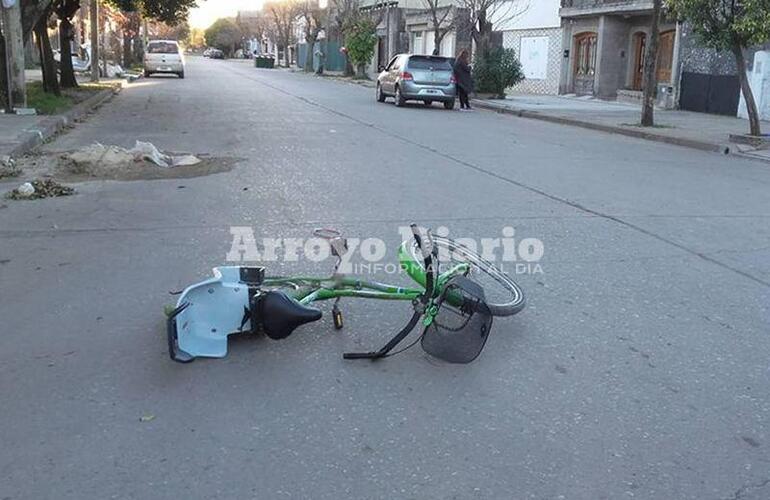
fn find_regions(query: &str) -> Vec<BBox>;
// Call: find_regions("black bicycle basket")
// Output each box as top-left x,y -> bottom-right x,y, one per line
421,275 -> 493,363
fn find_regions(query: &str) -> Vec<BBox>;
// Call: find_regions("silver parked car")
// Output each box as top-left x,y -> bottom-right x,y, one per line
144,40 -> 185,78
376,54 -> 456,109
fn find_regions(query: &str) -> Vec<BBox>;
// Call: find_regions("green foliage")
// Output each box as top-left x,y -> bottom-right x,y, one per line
204,18 -> 242,56
666,0 -> 770,50
106,0 -> 198,25
345,18 -> 377,69
472,47 -> 524,98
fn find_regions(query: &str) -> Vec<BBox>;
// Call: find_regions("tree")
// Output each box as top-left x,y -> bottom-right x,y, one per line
34,5 -> 60,95
473,46 -> 524,97
187,27 -> 206,49
345,17 -> 376,77
22,0 -> 55,39
204,18 -> 242,57
141,0 -> 197,26
297,0 -> 326,71
2,0 -> 56,108
149,19 -> 190,41
421,0 -> 453,56
456,0 -> 527,58
328,0 -> 360,75
53,0 -> 81,88
667,0 -> 770,136
641,0 -> 662,126
265,0 -> 298,67
107,0 -> 196,65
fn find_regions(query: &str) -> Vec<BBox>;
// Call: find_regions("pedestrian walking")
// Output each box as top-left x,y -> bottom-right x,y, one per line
453,49 -> 474,111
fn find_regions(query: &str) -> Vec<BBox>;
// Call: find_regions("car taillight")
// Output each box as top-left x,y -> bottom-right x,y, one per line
450,75 -> 457,84
400,71 -> 413,81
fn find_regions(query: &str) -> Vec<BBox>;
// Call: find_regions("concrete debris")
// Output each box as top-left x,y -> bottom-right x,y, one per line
62,141 -> 201,174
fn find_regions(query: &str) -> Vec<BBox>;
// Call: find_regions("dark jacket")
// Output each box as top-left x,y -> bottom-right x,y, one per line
453,59 -> 474,93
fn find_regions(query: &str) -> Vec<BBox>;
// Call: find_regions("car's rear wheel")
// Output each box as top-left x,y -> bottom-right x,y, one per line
423,100 -> 433,107
444,99 -> 455,110
376,84 -> 386,102
394,86 -> 406,107
144,70 -> 152,78
178,71 -> 185,79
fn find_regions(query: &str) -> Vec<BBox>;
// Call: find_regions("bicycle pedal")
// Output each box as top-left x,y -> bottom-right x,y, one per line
333,309 -> 344,330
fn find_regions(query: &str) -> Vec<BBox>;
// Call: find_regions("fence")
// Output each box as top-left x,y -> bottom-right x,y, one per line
296,40 -> 347,72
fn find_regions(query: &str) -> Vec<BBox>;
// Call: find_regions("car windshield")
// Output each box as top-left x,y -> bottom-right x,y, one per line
148,42 -> 179,54
407,56 -> 452,70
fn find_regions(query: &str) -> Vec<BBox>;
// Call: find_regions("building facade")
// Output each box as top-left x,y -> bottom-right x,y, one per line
360,0 -> 472,76
500,0 -> 563,95
558,0 -> 679,104
557,0 -> 770,116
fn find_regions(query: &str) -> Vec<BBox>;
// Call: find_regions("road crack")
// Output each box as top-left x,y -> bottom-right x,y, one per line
232,65 -> 770,289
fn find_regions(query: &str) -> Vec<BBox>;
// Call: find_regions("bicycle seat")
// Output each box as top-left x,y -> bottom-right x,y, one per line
260,291 -> 322,340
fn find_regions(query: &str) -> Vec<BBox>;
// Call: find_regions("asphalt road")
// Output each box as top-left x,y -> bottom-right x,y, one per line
1,57 -> 769,500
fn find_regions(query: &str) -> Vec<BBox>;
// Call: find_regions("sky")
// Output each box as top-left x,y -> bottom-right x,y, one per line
189,0 -> 263,29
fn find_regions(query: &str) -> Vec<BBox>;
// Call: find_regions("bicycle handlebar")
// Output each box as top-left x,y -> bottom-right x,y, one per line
410,224 -> 434,302
342,224 -> 436,361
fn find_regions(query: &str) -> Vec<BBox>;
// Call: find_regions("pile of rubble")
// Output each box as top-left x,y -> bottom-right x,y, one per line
6,179 -> 75,200
63,141 -> 201,176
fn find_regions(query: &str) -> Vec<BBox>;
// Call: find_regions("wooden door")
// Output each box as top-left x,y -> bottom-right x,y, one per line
656,30 -> 675,83
573,32 -> 597,96
632,32 -> 646,90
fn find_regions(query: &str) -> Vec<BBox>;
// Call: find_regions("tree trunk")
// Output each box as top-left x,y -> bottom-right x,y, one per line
640,0 -> 661,127
35,14 -> 61,96
476,11 -> 492,59
432,31 -> 445,56
1,0 -> 27,108
90,0 -> 99,82
343,52 -> 354,76
122,31 -> 133,67
732,44 -> 761,136
0,35 -> 10,112
304,33 -> 317,72
59,18 -> 78,88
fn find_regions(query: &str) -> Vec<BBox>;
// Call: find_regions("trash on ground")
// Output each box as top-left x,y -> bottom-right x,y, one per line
0,156 -> 20,179
130,141 -> 172,167
15,108 -> 38,116
17,182 -> 35,197
63,141 -> 201,173
6,179 -> 75,200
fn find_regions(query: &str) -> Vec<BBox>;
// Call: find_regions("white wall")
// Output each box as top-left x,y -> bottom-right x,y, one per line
493,0 -> 561,31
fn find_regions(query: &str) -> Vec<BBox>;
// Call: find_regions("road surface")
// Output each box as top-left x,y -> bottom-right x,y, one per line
1,57 -> 769,500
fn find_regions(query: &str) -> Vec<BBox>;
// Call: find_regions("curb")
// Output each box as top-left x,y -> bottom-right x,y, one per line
9,85 -> 121,158
470,99 -> 732,155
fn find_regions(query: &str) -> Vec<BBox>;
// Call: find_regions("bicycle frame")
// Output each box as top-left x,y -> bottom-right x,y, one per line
167,239 -> 471,362
264,242 -> 470,305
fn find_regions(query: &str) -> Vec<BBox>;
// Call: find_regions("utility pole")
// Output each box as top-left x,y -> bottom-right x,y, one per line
90,0 -> 99,82
1,0 -> 27,110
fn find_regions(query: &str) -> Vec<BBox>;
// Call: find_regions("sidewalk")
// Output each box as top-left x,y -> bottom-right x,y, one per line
0,81 -> 120,160
472,94 -> 770,160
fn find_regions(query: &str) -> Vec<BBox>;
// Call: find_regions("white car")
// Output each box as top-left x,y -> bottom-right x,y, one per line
144,40 -> 185,78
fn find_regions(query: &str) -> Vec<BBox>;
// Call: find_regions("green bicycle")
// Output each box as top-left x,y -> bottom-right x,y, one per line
167,224 -> 525,363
